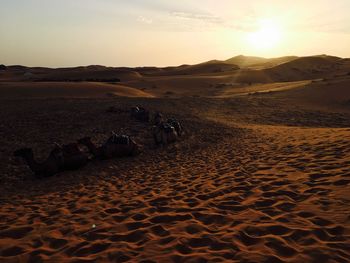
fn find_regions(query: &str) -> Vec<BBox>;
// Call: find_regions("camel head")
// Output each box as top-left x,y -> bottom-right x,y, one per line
130,139 -> 142,156
155,112 -> 163,118
130,106 -> 140,114
53,142 -> 62,148
153,112 -> 164,125
14,147 -> 33,158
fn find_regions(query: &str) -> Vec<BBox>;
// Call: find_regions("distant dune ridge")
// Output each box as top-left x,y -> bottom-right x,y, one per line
224,55 -> 298,69
1,54 -> 349,106
1,54 -> 346,81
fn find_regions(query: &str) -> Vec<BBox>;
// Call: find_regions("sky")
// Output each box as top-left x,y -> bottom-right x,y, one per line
1,0 -> 350,67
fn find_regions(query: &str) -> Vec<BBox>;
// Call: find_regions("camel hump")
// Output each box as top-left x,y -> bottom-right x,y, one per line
107,134 -> 130,145
161,123 -> 175,133
167,118 -> 181,127
167,117 -> 177,123
62,143 -> 81,155
167,118 -> 182,130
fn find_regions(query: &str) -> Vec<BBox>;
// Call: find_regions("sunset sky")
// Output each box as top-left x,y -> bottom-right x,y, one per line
1,0 -> 350,67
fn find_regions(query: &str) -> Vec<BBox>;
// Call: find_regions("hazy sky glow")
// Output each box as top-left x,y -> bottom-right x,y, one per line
1,0 -> 350,67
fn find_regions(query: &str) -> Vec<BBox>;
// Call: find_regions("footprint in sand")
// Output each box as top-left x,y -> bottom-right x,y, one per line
0,226 -> 33,239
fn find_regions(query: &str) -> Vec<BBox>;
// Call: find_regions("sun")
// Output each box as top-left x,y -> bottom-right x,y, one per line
247,19 -> 283,50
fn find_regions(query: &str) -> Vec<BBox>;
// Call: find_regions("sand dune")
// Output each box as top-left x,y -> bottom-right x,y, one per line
2,57 -> 347,100
0,82 -> 153,98
264,55 -> 344,81
0,66 -> 142,82
217,80 -> 311,97
272,75 -> 350,109
0,95 -> 349,262
124,75 -> 238,98
142,62 -> 240,77
0,54 -> 350,262
224,55 -> 298,69
37,67 -> 142,82
1,55 -> 349,100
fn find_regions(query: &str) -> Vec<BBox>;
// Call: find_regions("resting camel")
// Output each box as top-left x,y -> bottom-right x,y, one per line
13,143 -> 88,178
78,133 -> 140,159
167,118 -> 183,136
130,106 -> 150,122
152,122 -> 178,145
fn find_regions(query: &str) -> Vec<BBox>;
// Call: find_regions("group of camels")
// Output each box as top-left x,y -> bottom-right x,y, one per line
130,106 -> 183,145
14,106 -> 183,178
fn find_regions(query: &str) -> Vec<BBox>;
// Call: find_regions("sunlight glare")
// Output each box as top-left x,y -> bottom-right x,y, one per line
247,19 -> 283,50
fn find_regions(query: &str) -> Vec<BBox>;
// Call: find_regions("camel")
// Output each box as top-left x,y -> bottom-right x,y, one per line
78,133 -> 140,159
13,143 -> 88,178
56,143 -> 89,169
130,106 -> 150,122
153,112 -> 164,125
152,122 -> 178,146
167,118 -> 183,136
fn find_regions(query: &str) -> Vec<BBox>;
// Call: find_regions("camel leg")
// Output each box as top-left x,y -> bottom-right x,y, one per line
162,132 -> 168,146
153,133 -> 159,146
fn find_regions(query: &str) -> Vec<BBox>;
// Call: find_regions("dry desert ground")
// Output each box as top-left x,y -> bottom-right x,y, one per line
0,55 -> 350,262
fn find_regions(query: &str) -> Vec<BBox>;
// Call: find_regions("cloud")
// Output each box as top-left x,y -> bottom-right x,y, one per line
166,11 -> 227,31
171,11 -> 223,24
137,16 -> 153,24
168,10 -> 257,32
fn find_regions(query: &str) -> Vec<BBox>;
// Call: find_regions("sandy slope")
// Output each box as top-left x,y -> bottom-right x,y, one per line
0,66 -> 141,82
124,75 -> 237,98
263,56 -> 343,82
143,62 -> 240,77
216,80 -> 311,97
0,94 -> 349,262
224,55 -> 298,69
0,82 -> 153,98
272,75 -> 350,108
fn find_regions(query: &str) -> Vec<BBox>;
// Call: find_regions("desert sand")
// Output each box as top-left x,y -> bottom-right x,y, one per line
0,55 -> 349,262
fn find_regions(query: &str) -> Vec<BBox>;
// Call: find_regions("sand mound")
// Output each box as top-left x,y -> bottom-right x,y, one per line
145,62 -> 240,76
216,80 -> 311,98
225,55 -> 298,69
35,67 -> 141,82
225,55 -> 270,67
265,55 -> 343,81
1,66 -> 142,82
272,75 -> 350,109
124,74 -> 245,98
0,82 -> 153,98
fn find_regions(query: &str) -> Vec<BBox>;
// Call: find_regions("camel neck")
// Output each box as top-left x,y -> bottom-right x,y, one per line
22,153 -> 41,173
84,140 -> 100,157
